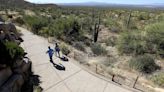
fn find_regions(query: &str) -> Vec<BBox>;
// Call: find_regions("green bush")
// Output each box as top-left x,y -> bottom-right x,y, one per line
117,31 -> 146,55
0,41 -> 24,66
91,43 -> 107,56
48,17 -> 82,40
117,21 -> 164,57
129,55 -> 159,74
5,42 -> 24,60
138,13 -> 150,20
151,73 -> 164,87
145,22 -> 164,57
23,15 -> 49,34
104,18 -> 122,33
60,44 -> 70,56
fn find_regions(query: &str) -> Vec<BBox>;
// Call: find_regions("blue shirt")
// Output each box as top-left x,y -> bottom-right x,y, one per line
47,49 -> 54,57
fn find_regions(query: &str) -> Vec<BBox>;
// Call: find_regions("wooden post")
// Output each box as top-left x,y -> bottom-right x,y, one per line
112,74 -> 115,82
133,75 -> 139,88
96,64 -> 98,73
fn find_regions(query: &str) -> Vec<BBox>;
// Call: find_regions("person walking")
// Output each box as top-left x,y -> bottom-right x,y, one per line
46,46 -> 54,61
55,43 -> 60,58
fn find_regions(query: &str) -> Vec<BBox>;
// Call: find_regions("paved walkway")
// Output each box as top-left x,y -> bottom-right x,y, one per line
17,26 -> 133,92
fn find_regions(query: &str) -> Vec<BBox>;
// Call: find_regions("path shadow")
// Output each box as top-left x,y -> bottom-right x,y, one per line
60,56 -> 69,62
50,60 -> 66,71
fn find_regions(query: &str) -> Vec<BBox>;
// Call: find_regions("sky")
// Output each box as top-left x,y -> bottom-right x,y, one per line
25,0 -> 164,5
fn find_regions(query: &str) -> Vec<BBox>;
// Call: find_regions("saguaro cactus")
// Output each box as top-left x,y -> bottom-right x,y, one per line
127,11 -> 132,29
91,11 -> 101,43
93,17 -> 101,43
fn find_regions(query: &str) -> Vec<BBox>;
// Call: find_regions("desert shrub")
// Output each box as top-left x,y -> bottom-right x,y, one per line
145,22 -> 164,57
128,20 -> 138,30
104,18 -> 122,33
117,31 -> 146,55
138,13 -> 150,20
5,41 -> 24,60
23,15 -> 49,34
129,55 -> 159,74
151,73 -> 164,87
49,17 -> 82,40
73,42 -> 85,52
38,27 -> 49,37
47,18 -> 67,38
91,43 -> 107,56
13,17 -> 25,25
0,41 -> 24,66
60,43 -> 70,56
102,57 -> 117,67
118,21 -> 164,57
105,36 -> 117,46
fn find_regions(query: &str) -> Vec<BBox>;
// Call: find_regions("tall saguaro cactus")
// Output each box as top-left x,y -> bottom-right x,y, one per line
93,15 -> 101,43
91,11 -> 101,43
127,11 -> 132,29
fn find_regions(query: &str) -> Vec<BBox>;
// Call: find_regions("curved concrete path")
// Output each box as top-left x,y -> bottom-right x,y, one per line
17,26 -> 134,92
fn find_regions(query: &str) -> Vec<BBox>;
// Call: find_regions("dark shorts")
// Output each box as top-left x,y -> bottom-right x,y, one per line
55,48 -> 60,52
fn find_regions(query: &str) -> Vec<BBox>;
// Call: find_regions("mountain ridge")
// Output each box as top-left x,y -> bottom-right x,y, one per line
0,0 -> 58,9
57,1 -> 164,9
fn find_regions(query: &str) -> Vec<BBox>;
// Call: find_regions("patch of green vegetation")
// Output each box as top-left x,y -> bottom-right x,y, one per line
129,54 -> 159,74
91,43 -> 107,56
0,41 -> 24,66
117,21 -> 164,57
117,31 -> 146,55
145,22 -> 164,57
5,41 -> 24,60
23,15 -> 49,34
151,73 -> 164,87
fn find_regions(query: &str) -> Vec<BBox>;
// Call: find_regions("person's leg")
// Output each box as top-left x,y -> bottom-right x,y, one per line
55,51 -> 58,57
58,51 -> 60,58
50,55 -> 53,61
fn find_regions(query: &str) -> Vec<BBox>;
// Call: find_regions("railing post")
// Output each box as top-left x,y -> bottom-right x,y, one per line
133,75 -> 139,88
96,64 -> 98,73
112,74 -> 115,82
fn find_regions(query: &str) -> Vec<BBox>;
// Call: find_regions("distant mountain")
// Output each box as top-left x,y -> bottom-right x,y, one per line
58,2 -> 109,7
0,0 -> 58,9
58,2 -> 110,6
58,2 -> 164,9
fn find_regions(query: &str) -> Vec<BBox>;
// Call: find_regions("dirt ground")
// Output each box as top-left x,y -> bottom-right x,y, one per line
66,25 -> 164,92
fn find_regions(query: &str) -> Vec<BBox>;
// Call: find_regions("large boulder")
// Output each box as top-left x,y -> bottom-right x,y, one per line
0,74 -> 24,92
0,23 -> 23,44
0,67 -> 12,86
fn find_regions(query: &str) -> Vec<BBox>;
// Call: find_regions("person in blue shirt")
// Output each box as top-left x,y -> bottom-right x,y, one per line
46,46 -> 54,61
55,43 -> 60,58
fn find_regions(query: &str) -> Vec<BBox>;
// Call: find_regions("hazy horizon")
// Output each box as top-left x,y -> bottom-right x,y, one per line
25,0 -> 164,5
